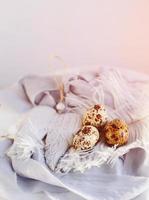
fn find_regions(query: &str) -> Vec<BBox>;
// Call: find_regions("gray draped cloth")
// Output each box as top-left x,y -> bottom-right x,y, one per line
0,66 -> 149,200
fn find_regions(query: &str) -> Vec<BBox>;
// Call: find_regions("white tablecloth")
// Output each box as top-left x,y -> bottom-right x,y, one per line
0,66 -> 149,200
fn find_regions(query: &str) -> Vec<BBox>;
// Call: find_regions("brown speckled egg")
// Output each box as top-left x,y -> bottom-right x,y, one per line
82,104 -> 107,128
72,125 -> 100,150
104,119 -> 129,147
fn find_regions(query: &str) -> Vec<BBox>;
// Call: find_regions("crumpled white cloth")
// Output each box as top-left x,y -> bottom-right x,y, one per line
0,66 -> 149,200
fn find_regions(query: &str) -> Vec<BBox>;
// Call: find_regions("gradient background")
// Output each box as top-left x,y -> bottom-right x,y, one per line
0,0 -> 149,87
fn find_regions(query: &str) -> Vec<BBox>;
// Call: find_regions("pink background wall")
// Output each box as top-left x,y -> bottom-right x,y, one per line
0,0 -> 149,87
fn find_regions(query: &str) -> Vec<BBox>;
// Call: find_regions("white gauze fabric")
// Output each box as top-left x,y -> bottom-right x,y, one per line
56,68 -> 149,173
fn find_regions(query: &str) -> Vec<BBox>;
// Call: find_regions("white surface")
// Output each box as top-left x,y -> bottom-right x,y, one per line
0,0 -> 149,87
0,67 -> 149,200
